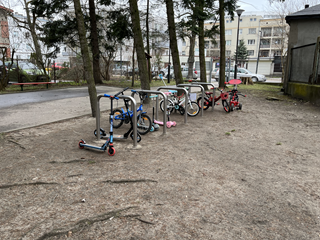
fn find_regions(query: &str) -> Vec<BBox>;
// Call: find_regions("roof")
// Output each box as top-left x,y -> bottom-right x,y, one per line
0,5 -> 14,13
286,4 -> 320,23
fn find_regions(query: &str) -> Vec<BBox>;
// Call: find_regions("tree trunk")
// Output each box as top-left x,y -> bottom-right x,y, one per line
187,32 -> 196,79
146,0 -> 152,83
165,0 -> 183,85
198,0 -> 207,89
129,0 -> 150,91
219,0 -> 226,87
89,0 -> 103,84
132,40 -> 135,87
73,0 -> 97,117
24,0 -> 46,74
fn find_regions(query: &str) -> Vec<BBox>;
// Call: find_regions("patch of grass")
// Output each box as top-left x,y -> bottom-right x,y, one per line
231,129 -> 236,132
225,132 -> 231,135
276,142 -> 282,145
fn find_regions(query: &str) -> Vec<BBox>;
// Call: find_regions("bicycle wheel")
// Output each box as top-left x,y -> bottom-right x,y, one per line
196,96 -> 210,110
222,100 -> 230,113
186,101 -> 200,117
160,99 -> 174,113
137,113 -> 152,135
110,109 -> 124,128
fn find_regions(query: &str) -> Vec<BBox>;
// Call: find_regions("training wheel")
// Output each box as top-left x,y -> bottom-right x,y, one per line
166,122 -> 172,128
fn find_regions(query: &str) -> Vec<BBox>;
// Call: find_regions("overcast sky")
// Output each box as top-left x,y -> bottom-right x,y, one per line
237,0 -> 268,13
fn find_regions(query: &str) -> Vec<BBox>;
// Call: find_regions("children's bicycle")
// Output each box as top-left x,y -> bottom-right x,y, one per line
110,90 -> 152,135
95,87 -> 142,142
196,88 -> 230,113
226,79 -> 246,111
159,91 -> 200,117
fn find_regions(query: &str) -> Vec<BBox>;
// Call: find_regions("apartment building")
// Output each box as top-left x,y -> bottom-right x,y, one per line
0,5 -> 13,58
181,13 -> 288,75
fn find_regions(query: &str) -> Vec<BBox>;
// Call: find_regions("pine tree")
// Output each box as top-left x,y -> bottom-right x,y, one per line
234,39 -> 248,60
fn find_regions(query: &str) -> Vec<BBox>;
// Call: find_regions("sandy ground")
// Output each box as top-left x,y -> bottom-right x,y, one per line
1,88 -> 320,240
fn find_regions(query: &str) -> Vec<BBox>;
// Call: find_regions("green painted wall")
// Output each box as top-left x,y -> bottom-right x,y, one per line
287,82 -> 320,104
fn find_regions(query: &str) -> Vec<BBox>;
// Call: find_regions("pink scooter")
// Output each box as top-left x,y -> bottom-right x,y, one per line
154,94 -> 176,128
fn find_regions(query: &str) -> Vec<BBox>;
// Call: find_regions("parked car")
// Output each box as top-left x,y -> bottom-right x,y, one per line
51,62 -> 67,70
214,68 -> 266,82
4,61 -> 48,83
160,65 -> 198,79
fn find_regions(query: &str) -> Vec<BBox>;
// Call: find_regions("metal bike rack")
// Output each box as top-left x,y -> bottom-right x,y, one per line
177,84 -> 205,117
131,89 -> 168,135
190,82 -> 216,112
96,94 -> 138,148
157,86 -> 188,124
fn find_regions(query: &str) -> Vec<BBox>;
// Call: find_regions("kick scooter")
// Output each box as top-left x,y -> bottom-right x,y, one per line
78,93 -> 119,155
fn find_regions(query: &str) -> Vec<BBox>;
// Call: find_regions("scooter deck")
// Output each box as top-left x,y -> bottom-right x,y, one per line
101,134 -> 127,140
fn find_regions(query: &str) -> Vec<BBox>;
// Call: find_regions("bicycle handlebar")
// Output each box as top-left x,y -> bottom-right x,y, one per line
103,94 -> 119,100
114,87 -> 129,97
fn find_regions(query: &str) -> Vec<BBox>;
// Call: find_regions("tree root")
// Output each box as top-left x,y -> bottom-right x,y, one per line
7,139 -> 26,149
34,206 -> 138,240
0,181 -> 59,189
135,217 -> 155,225
103,179 -> 158,184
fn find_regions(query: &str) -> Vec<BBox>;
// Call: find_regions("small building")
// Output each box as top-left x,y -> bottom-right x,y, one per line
0,5 -> 13,58
284,4 -> 320,103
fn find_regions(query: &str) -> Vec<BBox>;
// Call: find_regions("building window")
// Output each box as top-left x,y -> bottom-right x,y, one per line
205,41 -> 209,49
240,19 -> 242,22
273,27 -> 284,36
225,30 -> 232,35
260,39 -> 270,48
226,20 -> 229,23
250,18 -> 253,21
226,50 -> 231,56
248,39 -> 255,45
273,50 -> 282,56
26,44 -> 32,50
182,51 -> 186,55
249,28 -> 256,34
226,40 -> 231,46
273,38 -> 282,45
239,29 -> 242,35
254,18 -> 257,21
261,27 -> 272,37
260,50 -> 269,57
247,50 -> 254,56
182,40 -> 186,46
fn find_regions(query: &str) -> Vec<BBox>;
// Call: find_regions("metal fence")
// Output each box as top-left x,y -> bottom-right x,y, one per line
290,43 -> 316,83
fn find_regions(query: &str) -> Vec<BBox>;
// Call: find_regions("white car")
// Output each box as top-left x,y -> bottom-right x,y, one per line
160,66 -> 198,79
215,68 -> 266,82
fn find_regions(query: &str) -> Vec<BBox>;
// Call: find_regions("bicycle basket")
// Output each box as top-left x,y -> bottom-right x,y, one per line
221,92 -> 229,100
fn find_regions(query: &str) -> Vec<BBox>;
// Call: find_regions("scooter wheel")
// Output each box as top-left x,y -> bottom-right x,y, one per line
78,140 -> 85,149
172,121 -> 177,127
166,122 -> 172,128
150,126 -> 154,132
108,147 -> 116,156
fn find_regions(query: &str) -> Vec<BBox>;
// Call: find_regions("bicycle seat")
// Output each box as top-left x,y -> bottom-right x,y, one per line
227,79 -> 242,85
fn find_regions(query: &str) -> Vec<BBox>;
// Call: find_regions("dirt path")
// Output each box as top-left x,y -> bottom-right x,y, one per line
1,89 -> 320,240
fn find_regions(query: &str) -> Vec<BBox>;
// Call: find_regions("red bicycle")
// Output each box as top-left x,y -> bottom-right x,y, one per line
226,79 -> 246,111
196,88 -> 230,113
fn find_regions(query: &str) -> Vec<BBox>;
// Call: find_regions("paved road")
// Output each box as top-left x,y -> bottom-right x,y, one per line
0,86 -> 126,133
0,86 -> 123,109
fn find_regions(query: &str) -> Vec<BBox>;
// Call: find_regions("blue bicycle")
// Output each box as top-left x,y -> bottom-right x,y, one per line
111,90 -> 152,135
